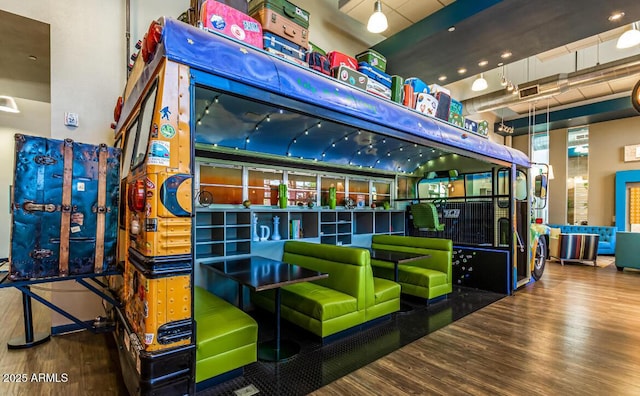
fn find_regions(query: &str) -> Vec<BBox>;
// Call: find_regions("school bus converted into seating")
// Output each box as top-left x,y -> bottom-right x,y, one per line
109,17 -> 549,395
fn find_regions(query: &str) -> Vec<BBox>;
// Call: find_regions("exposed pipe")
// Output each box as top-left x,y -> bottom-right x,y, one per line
125,0 -> 131,78
463,54 -> 640,114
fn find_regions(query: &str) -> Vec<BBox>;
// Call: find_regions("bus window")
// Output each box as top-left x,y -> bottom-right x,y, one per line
121,117 -> 139,179
418,178 -> 449,199
132,81 -> 159,169
515,170 -> 528,201
465,172 -> 492,196
498,169 -> 528,200
497,169 -> 509,196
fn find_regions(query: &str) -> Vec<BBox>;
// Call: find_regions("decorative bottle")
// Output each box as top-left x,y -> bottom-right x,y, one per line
278,184 -> 288,209
329,187 -> 337,209
252,213 -> 260,241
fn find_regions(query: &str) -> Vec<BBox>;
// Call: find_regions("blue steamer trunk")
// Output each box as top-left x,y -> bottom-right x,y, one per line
10,134 -> 121,280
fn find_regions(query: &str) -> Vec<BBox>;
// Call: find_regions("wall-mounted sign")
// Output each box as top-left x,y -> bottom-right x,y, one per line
624,144 -> 640,162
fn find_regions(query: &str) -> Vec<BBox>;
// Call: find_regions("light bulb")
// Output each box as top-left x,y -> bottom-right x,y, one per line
367,1 -> 388,34
617,24 -> 640,49
471,74 -> 488,91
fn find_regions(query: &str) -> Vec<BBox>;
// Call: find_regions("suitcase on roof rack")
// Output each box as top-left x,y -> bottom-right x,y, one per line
248,0 -> 310,29
327,51 -> 358,70
200,0 -> 263,48
187,0 -> 250,26
357,62 -> 392,88
355,49 -> 387,72
307,51 -> 331,75
366,78 -> 392,99
9,134 -> 121,280
263,32 -> 307,61
250,0 -> 309,48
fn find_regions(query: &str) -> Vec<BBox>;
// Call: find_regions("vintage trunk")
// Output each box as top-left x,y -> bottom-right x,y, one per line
10,134 -> 120,280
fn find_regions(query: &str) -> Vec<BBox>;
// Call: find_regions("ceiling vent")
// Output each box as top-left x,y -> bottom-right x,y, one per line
518,84 -> 539,99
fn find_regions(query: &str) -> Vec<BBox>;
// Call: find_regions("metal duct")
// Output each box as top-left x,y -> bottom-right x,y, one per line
463,54 -> 640,114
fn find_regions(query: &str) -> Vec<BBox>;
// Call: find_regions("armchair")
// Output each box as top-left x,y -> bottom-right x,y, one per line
411,203 -> 445,233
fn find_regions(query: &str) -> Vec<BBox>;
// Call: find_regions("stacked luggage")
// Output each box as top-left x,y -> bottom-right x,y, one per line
183,1 -> 490,136
356,49 -> 392,100
249,0 -> 310,67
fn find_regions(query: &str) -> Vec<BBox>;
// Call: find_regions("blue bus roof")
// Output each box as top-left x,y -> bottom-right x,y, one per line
157,18 -> 529,168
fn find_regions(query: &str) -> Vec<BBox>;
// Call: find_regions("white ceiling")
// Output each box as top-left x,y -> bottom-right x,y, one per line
0,9 -> 50,103
339,1 -> 640,122
339,0 -> 455,37
2,1 -> 639,122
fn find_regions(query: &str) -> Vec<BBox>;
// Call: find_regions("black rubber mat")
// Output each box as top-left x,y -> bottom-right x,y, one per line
199,286 -> 503,395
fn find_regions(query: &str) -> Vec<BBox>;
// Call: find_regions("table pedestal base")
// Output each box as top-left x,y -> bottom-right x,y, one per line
258,339 -> 300,362
398,301 -> 414,314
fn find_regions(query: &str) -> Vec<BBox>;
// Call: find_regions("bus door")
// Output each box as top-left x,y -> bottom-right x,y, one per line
497,166 -> 530,290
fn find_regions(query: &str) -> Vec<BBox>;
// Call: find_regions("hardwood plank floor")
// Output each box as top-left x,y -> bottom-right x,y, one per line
2,257 -> 640,395
0,284 -> 126,396
313,257 -> 640,396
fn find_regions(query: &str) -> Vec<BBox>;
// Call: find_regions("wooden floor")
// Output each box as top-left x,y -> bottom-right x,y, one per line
2,257 -> 640,395
0,284 -> 126,396
313,257 -> 640,396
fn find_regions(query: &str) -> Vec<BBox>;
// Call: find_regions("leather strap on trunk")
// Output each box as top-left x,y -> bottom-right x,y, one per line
94,144 -> 108,273
59,139 -> 74,276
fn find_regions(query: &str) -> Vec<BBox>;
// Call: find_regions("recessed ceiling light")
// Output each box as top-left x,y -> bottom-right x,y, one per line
28,55 -> 37,61
478,60 -> 488,67
457,67 -> 467,74
608,11 -> 625,22
448,26 -> 456,32
498,62 -> 504,66
501,51 -> 512,59
438,75 -> 447,81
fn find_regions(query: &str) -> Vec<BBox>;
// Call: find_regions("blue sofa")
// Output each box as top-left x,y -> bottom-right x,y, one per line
547,224 -> 616,255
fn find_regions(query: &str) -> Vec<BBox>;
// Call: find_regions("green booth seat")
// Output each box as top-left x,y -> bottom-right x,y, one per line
251,241 -> 400,339
194,286 -> 258,385
370,235 -> 452,301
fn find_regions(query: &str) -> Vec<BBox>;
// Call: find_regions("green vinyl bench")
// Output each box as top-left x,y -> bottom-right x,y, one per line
194,286 -> 257,388
251,241 -> 400,339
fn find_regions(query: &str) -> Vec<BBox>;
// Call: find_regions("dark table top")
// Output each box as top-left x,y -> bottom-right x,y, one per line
203,256 -> 328,292
369,248 -> 430,264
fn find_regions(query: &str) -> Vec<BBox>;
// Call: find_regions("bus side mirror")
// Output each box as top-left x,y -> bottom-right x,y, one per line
534,174 -> 547,199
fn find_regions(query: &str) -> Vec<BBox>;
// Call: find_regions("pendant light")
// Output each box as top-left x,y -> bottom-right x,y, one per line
617,22 -> 640,49
471,73 -> 488,91
0,96 -> 20,113
367,1 -> 388,34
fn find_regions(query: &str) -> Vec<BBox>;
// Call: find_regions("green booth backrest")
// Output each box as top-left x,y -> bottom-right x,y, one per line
371,235 -> 452,278
283,241 -> 368,310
